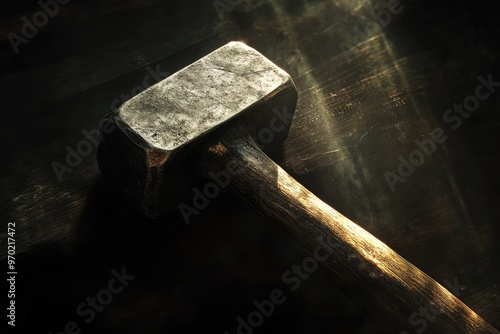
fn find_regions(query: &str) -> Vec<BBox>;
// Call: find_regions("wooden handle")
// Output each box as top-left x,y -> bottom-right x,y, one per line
200,126 -> 499,334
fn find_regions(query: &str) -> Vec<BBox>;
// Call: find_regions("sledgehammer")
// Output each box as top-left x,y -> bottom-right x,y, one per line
97,41 -> 499,333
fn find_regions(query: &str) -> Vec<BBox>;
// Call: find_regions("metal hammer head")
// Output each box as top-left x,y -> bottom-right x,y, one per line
98,41 -> 298,217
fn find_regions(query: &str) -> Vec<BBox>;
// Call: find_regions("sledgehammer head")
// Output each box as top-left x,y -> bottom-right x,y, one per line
98,41 -> 298,218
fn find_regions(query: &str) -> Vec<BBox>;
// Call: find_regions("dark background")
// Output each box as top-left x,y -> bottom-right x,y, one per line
1,0 -> 499,333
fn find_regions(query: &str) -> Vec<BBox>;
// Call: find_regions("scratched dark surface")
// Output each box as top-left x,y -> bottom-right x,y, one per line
1,0 -> 499,333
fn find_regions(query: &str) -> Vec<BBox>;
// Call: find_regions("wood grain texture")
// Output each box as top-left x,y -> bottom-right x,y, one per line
201,126 -> 499,334
1,0 -> 499,333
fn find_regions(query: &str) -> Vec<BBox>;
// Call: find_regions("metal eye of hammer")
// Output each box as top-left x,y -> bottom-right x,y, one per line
97,42 -> 499,333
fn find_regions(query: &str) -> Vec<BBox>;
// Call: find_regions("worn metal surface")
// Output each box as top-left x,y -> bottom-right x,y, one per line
1,0 -> 499,333
99,41 -> 297,217
118,41 -> 292,151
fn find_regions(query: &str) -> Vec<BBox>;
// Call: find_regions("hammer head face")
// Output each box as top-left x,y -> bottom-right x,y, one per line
98,41 -> 298,218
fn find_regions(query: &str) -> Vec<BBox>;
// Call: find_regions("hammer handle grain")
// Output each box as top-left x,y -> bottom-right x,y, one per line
201,127 -> 499,334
